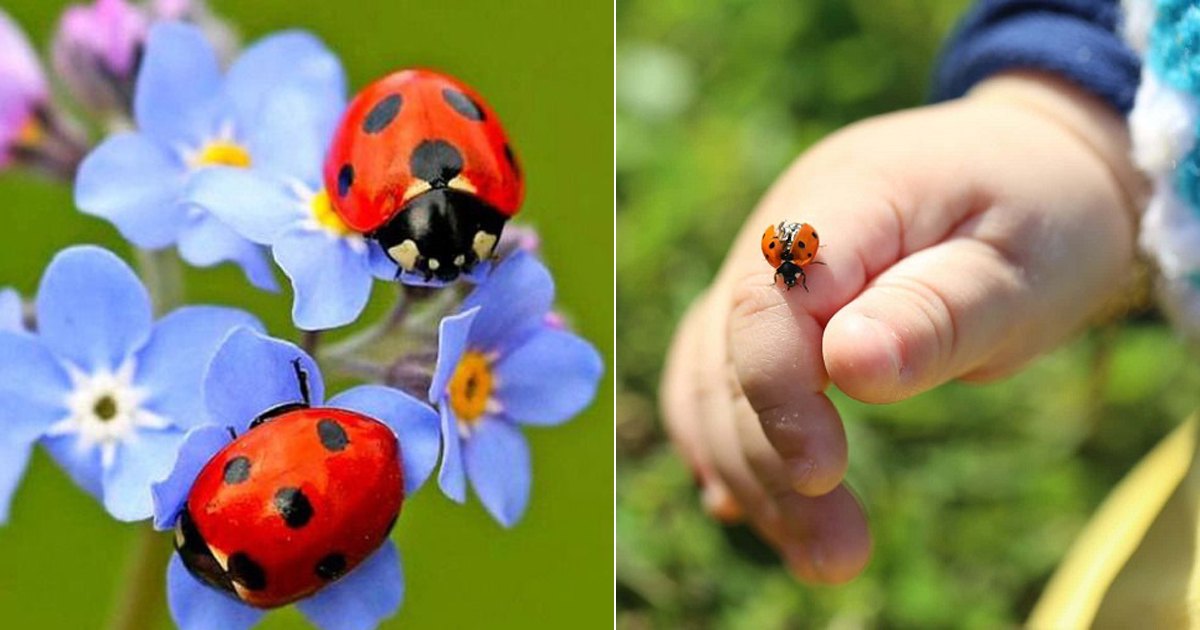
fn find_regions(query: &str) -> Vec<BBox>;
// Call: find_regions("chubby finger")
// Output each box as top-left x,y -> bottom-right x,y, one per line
659,295 -> 740,519
730,391 -> 871,583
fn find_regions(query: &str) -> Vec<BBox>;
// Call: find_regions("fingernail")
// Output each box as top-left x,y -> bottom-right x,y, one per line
860,315 -> 902,380
786,457 -> 817,493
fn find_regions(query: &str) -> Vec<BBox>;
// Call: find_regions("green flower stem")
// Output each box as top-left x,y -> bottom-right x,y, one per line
104,523 -> 174,630
134,248 -> 185,315
102,248 -> 188,630
302,329 -> 323,356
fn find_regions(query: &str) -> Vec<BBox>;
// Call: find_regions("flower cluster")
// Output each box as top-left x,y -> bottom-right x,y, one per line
0,4 -> 603,630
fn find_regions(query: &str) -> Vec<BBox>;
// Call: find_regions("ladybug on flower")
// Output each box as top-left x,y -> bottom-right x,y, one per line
323,69 -> 524,283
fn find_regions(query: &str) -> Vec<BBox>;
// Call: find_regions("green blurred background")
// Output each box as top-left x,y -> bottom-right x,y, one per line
0,0 -> 612,628
617,0 -> 1200,628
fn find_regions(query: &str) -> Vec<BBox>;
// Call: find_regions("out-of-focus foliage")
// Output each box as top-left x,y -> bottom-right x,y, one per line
616,1 -> 1200,628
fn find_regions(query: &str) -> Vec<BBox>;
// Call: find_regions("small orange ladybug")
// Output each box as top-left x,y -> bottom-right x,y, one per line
761,221 -> 823,291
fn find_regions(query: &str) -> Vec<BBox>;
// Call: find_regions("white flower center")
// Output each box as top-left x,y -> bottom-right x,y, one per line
46,359 -> 169,469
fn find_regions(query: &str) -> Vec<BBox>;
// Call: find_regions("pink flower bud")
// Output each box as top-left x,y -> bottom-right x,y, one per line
51,0 -> 148,115
0,8 -> 48,167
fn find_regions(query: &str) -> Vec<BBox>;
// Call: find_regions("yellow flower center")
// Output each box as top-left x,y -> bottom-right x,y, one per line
190,141 -> 251,169
448,351 -> 494,423
310,188 -> 352,236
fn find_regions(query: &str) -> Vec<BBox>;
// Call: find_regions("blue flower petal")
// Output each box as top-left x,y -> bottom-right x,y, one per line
167,553 -> 263,630
75,132 -> 187,249
0,331 -> 70,411
328,386 -> 440,495
367,243 -> 399,281
0,441 -> 32,524
41,433 -> 103,500
494,329 -> 603,426
437,405 -> 466,503
460,252 -> 553,352
273,228 -> 374,331
463,418 -> 531,528
151,425 -> 231,530
295,539 -> 403,630
134,22 -> 222,145
249,85 -> 343,183
0,389 -> 66,520
186,168 -> 305,244
177,213 -> 279,291
205,328 -> 324,434
223,31 -> 345,134
36,246 -> 153,372
138,306 -> 263,430
102,427 -> 186,521
0,288 -> 23,332
428,308 -> 478,403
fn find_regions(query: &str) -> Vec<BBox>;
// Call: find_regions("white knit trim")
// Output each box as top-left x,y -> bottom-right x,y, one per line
1129,71 -> 1199,174
1121,0 -> 1155,55
1139,176 -> 1200,278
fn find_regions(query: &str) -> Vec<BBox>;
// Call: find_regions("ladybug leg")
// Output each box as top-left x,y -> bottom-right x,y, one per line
799,268 -> 809,292
291,358 -> 312,407
248,360 -> 313,430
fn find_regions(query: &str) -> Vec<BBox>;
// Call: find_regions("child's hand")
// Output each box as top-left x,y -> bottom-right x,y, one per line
659,72 -> 1143,583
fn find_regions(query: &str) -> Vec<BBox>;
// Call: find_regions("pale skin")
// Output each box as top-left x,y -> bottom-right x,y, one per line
659,71 -> 1145,583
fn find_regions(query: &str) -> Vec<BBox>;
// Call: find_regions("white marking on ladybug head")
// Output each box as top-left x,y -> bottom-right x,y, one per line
473,231 -> 498,261
174,521 -> 186,548
454,255 -> 466,267
403,179 -> 431,201
448,174 -> 477,194
388,240 -> 419,271
427,258 -> 441,271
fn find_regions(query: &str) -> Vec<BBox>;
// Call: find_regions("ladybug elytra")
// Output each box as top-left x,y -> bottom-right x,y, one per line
761,221 -> 823,291
175,362 -> 404,608
323,69 -> 524,282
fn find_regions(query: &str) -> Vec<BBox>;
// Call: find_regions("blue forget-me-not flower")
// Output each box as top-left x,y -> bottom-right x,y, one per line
74,21 -> 345,291
0,245 -> 260,523
430,251 -> 603,527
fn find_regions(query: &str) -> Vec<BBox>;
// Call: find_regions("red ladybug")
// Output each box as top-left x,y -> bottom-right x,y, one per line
323,69 -> 524,281
174,362 -> 403,608
761,221 -> 824,291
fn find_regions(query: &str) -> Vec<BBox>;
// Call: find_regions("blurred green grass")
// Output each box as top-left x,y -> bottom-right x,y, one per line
616,1 -> 1200,628
0,1 -> 613,628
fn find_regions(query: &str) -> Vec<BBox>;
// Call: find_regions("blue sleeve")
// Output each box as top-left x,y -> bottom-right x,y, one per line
930,0 -> 1141,114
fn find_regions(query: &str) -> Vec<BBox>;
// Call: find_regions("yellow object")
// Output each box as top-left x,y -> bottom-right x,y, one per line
190,141 -> 251,169
310,188 -> 352,236
1030,416 -> 1200,629
448,350 -> 494,424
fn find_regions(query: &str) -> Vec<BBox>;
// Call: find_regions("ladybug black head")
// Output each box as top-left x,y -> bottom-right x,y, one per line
775,261 -> 808,291
373,188 -> 507,282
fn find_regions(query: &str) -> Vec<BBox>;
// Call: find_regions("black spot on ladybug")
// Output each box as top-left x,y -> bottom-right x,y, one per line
503,143 -> 521,178
274,487 -> 314,529
228,552 -> 267,591
812,231 -> 818,238
798,241 -> 806,249
362,93 -> 403,134
223,456 -> 251,484
315,553 -> 347,581
337,163 -> 354,197
409,140 -> 463,188
317,419 -> 349,452
442,88 -> 485,121
768,242 -> 775,249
